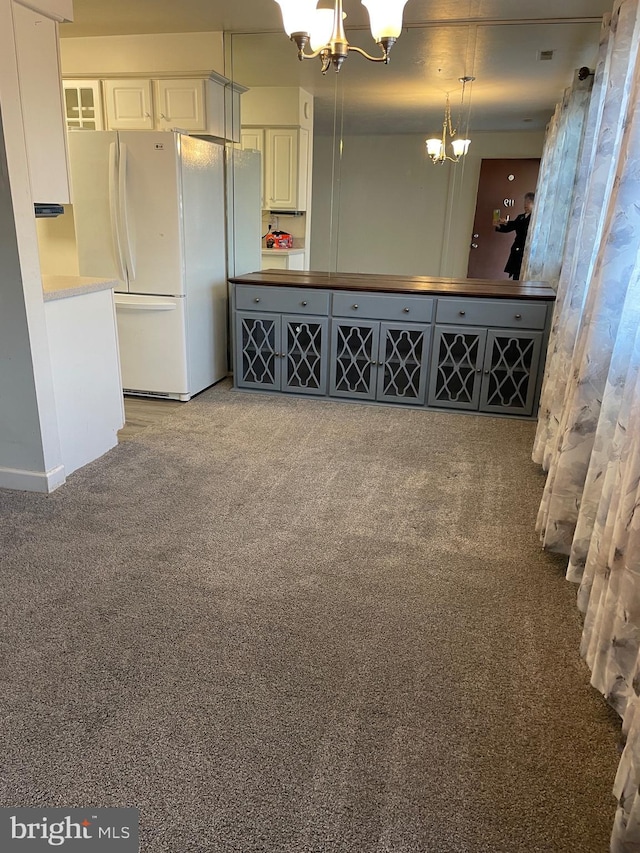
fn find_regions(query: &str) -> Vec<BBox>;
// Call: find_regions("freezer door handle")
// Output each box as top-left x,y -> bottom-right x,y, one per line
108,143 -> 126,283
115,300 -> 177,311
118,143 -> 137,282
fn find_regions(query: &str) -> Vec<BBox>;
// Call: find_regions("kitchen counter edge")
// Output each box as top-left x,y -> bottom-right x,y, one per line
42,275 -> 119,303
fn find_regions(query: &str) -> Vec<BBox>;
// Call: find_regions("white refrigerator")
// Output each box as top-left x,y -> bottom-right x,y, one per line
68,131 -> 228,401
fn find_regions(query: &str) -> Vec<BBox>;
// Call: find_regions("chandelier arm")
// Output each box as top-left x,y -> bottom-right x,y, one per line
346,43 -> 389,63
290,34 -> 330,61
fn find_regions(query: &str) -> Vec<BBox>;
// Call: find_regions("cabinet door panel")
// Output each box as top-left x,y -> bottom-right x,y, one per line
236,312 -> 280,390
282,315 -> 328,395
13,5 -> 70,203
104,80 -> 153,130
480,330 -> 543,416
378,323 -> 430,405
265,128 -> 297,209
241,130 -> 264,207
428,325 -> 485,410
63,80 -> 103,130
330,319 -> 379,400
156,79 -> 206,131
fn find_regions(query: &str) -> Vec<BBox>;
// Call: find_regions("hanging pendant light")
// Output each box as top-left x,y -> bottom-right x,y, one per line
274,0 -> 409,74
426,77 -> 475,164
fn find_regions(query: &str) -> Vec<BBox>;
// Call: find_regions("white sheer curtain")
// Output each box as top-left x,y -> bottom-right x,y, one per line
528,1 -> 640,849
521,72 -> 593,290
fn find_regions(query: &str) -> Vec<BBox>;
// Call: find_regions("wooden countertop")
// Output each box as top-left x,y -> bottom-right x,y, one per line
230,269 -> 556,301
42,275 -> 118,303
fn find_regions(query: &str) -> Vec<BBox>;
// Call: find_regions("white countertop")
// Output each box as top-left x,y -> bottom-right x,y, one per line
261,248 -> 305,256
42,275 -> 118,303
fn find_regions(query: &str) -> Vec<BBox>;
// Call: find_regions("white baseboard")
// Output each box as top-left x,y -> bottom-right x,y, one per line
0,464 -> 66,493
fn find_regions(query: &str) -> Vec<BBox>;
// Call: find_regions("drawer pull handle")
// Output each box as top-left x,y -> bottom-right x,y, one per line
459,310 -> 466,316
403,307 -> 410,313
301,301 -> 308,306
515,313 -> 522,320
254,297 -> 260,303
352,304 -> 359,309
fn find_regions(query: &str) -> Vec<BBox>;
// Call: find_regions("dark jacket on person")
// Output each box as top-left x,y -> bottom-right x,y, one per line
495,212 -> 531,279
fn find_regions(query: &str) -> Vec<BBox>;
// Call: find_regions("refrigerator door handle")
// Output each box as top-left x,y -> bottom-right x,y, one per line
118,143 -> 137,282
108,142 -> 126,284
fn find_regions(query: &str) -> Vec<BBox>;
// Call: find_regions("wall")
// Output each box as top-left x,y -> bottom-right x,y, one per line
0,0 -> 64,491
36,205 -> 79,275
310,130 -> 545,278
60,31 -> 225,76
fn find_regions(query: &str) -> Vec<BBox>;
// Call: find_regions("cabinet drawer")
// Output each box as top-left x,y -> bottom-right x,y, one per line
435,298 -> 547,330
332,292 -> 433,322
235,285 -> 329,315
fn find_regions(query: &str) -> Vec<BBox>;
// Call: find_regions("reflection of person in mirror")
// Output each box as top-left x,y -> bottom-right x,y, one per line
495,192 -> 535,280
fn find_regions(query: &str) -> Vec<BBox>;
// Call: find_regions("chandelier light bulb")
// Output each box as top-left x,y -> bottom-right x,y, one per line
451,138 -> 471,158
361,0 -> 408,42
274,0 -> 317,37
310,8 -> 337,51
426,138 -> 443,159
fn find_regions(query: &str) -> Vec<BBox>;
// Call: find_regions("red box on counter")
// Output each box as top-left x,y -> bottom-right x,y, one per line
265,231 -> 293,249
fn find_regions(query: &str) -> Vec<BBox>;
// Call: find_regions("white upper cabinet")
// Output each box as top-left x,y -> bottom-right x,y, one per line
12,1 -> 70,203
154,78 -> 206,132
241,87 -> 313,212
241,129 -> 265,208
98,74 -> 229,137
103,79 -> 154,130
263,128 -> 309,211
63,80 -> 103,131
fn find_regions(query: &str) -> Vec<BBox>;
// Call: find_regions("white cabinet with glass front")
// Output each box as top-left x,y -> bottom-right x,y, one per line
63,80 -> 103,131
62,73 -> 241,140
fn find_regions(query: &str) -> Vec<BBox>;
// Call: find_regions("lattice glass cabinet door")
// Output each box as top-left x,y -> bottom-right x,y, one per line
330,320 -> 380,400
63,81 -> 103,131
282,316 -> 328,395
377,322 -> 430,405
428,325 -> 486,410
236,312 -> 281,390
480,330 -> 543,415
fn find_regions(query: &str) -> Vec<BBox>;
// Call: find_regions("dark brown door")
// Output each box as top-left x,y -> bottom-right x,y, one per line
467,158 -> 540,280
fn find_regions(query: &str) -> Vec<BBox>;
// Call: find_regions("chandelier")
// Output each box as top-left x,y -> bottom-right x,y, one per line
274,0 -> 409,74
426,76 -> 475,164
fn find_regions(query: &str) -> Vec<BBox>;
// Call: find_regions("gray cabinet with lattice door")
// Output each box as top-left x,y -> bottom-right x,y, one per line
231,277 -> 554,419
330,292 -> 432,405
429,297 -> 546,416
234,284 -> 330,395
330,319 -> 431,404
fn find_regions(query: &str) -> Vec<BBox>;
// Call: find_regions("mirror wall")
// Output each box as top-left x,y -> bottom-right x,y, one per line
227,16 -> 601,280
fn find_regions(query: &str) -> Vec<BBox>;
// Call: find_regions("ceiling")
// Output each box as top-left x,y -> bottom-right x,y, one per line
61,0 -> 612,134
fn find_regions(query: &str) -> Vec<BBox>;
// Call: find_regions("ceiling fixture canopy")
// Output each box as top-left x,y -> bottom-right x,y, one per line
426,76 -> 475,164
274,0 -> 409,74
